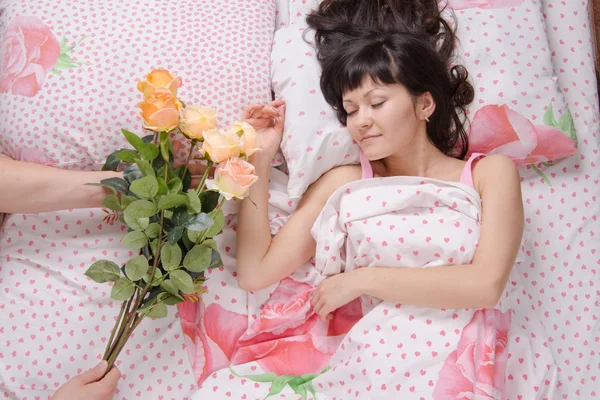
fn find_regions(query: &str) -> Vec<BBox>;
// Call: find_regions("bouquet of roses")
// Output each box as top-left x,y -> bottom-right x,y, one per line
84,69 -> 259,372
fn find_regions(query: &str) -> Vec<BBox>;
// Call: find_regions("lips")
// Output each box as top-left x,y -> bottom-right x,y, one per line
361,134 -> 381,143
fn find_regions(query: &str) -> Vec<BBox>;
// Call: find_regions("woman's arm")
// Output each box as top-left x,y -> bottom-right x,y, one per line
312,155 -> 524,318
236,159 -> 360,292
0,157 -> 121,214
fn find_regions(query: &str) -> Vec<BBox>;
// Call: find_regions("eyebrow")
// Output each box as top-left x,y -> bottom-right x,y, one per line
342,87 -> 383,103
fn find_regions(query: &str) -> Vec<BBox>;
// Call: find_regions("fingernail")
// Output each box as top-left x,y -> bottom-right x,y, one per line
98,360 -> 108,369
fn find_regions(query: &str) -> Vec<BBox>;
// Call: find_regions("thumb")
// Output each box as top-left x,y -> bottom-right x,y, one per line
78,361 -> 108,384
274,104 -> 286,135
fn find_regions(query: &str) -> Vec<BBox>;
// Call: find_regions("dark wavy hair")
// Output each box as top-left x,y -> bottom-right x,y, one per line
305,1 -> 474,159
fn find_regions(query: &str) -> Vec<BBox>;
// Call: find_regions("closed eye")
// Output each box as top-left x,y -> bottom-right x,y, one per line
372,101 -> 386,108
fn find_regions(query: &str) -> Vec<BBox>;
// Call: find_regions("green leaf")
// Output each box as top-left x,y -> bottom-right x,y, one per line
187,229 -> 202,243
530,163 -> 552,187
208,249 -> 223,270
110,277 -> 135,301
156,177 -> 169,196
199,190 -> 220,213
136,160 -> 156,177
158,194 -> 188,210
55,57 -> 78,69
125,255 -> 150,281
160,131 -> 170,162
229,368 -> 278,383
139,143 -> 160,161
158,292 -> 185,305
172,207 -> 190,227
167,227 -> 184,245
185,212 -> 214,231
558,108 -> 577,143
160,279 -> 180,295
59,53 -> 75,64
170,270 -> 195,294
102,194 -> 122,211
183,245 -> 212,272
116,149 -> 139,163
146,303 -> 168,319
101,177 -> 129,194
141,134 -> 155,144
288,378 -> 308,400
543,103 -> 558,128
60,34 -> 67,48
266,375 -> 295,397
145,223 -> 161,238
122,129 -> 145,151
85,260 -> 121,283
175,165 -> 192,192
123,165 -> 144,184
102,151 -> 121,171
143,267 -> 163,286
149,239 -> 159,257
161,243 -> 182,271
186,192 -> 202,213
202,239 -> 217,251
121,194 -> 136,209
167,178 -> 183,194
124,215 -> 149,231
121,231 -> 148,249
124,200 -> 157,219
204,209 -> 224,237
130,176 -> 159,199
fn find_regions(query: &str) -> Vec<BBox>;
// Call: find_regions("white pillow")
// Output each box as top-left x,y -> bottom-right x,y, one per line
271,0 -> 570,198
271,23 -> 360,199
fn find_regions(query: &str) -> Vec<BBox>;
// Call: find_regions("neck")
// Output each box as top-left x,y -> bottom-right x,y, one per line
381,134 -> 449,178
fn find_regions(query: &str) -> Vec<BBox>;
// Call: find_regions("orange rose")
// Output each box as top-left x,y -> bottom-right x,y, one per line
180,107 -> 218,140
137,69 -> 182,99
227,121 -> 261,157
205,157 -> 258,200
201,129 -> 242,163
138,88 -> 182,132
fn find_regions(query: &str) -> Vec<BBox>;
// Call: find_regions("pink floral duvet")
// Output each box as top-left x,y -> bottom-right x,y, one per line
180,174 -> 558,399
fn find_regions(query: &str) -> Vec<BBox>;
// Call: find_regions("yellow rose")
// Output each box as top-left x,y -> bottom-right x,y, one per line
138,88 -> 182,132
227,121 -> 261,157
180,107 -> 218,140
201,129 -> 242,163
137,69 -> 182,99
205,157 -> 258,200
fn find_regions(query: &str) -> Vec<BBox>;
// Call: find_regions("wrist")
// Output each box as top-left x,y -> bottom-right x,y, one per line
249,153 -> 273,171
350,267 -> 371,297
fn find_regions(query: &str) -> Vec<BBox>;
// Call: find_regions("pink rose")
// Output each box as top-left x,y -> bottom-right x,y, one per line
230,277 -> 362,376
201,129 -> 242,163
467,105 -> 577,165
0,16 -> 60,97
180,107 -> 218,140
205,157 -> 258,200
227,121 -> 261,157
178,301 -> 247,384
447,0 -> 525,10
433,309 -> 511,399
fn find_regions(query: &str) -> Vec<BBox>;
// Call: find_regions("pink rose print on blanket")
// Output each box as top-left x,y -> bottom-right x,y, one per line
467,104 -> 577,166
433,309 -> 511,399
178,300 -> 247,384
447,0 -> 524,10
0,16 -> 85,97
230,277 -> 362,397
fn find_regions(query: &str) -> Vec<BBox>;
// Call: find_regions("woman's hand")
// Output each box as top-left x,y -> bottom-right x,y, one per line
51,361 -> 121,400
243,99 -> 286,162
311,270 -> 363,322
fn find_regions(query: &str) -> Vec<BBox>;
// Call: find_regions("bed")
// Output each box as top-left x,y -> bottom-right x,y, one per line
0,0 -> 598,399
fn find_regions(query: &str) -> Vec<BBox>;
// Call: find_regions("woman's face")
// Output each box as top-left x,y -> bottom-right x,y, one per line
342,77 -> 426,160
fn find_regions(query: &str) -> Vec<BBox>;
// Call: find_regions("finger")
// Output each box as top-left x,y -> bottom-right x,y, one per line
77,360 -> 108,384
270,99 -> 286,108
243,104 -> 264,119
100,366 -> 122,390
273,104 -> 286,134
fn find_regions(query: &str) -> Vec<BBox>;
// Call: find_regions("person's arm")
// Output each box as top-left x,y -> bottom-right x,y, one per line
51,361 -> 121,400
312,155 -> 524,318
0,157 -> 121,214
236,160 -> 359,291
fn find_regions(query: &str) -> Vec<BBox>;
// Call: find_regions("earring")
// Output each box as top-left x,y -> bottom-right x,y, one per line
425,116 -> 430,123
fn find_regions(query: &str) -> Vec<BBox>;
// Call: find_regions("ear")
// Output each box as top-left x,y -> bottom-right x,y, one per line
417,92 -> 436,120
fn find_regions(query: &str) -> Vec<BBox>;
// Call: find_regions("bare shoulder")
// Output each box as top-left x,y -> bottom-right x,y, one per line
302,165 -> 363,206
473,155 -> 520,190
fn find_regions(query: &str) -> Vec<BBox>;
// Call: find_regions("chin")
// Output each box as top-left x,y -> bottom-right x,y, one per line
361,146 -> 391,161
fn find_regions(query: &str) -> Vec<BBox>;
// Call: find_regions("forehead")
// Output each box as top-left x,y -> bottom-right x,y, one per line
343,77 -> 385,98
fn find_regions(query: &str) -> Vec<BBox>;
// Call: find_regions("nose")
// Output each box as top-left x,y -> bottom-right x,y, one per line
354,107 -> 372,131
